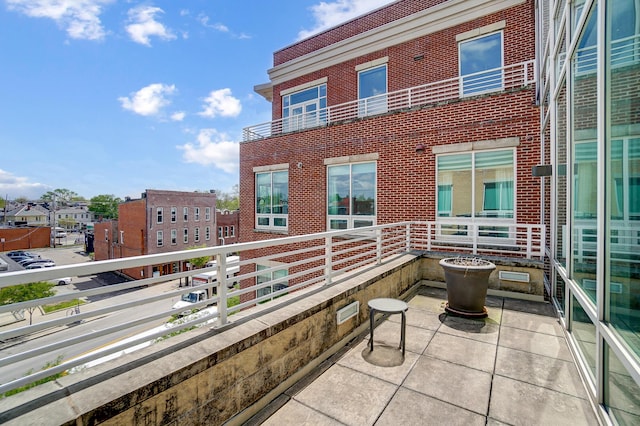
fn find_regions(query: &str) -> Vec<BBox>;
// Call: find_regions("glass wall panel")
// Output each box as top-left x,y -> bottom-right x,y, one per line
571,4 -> 598,305
606,344 -> 640,424
571,295 -> 597,381
606,0 -> 640,357
556,79 -> 568,268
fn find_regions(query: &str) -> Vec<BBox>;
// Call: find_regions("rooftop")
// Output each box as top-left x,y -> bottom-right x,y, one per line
249,287 -> 599,425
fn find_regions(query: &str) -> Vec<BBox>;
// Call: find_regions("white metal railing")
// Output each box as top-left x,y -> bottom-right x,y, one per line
0,220 -> 544,394
243,60 -> 535,141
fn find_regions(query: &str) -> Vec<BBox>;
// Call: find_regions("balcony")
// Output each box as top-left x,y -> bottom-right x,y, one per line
0,221 -> 600,424
243,61 -> 536,142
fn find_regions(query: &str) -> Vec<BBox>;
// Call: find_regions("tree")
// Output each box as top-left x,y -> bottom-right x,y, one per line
41,189 -> 80,206
89,194 -> 122,220
187,245 -> 211,269
215,185 -> 239,211
0,282 -> 56,325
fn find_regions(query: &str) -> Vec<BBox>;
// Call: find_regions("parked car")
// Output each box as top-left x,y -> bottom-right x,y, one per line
20,258 -> 54,267
25,262 -> 56,269
10,255 -> 36,264
7,251 -> 40,259
48,277 -> 72,285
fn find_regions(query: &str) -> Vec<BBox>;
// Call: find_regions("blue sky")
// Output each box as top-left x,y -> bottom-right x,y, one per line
0,0 -> 393,201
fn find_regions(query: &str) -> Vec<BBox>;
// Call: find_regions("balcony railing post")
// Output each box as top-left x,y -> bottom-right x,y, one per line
406,223 -> 411,252
471,224 -> 478,254
325,236 -> 333,285
376,229 -> 383,265
216,254 -> 228,326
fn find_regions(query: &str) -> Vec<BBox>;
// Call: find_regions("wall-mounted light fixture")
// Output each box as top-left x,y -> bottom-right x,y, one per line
297,162 -> 303,169
415,143 -> 426,154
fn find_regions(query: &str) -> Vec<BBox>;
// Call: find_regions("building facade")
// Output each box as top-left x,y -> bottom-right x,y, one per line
216,209 -> 240,246
94,190 -> 217,280
240,0 -> 541,298
539,0 -> 640,423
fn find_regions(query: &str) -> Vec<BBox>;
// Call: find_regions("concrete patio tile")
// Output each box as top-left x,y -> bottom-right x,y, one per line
337,339 -> 420,385
403,307 -> 445,331
293,364 -> 397,425
499,325 -> 573,361
368,319 -> 436,354
495,346 -> 590,398
425,331 -> 497,373
403,355 -> 492,415
376,387 -> 485,426
440,315 -> 500,345
503,298 -> 557,317
489,375 -> 599,426
407,293 -> 447,314
261,399 -> 344,425
501,309 -> 564,337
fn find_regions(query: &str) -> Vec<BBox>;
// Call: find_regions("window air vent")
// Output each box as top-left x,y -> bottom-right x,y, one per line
498,270 -> 530,283
337,301 -> 359,325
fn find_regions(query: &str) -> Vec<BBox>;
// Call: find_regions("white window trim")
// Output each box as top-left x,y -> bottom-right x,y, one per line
255,166 -> 289,231
326,160 -> 377,230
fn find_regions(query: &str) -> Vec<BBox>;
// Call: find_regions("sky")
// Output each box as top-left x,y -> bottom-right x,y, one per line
0,0 -> 394,201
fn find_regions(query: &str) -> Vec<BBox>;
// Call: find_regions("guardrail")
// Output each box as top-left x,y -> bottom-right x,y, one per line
0,220 -> 544,394
243,60 -> 535,141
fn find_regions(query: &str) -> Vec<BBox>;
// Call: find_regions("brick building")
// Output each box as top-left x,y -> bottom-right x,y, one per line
239,0 -> 541,295
216,209 -> 239,246
94,189 -> 217,280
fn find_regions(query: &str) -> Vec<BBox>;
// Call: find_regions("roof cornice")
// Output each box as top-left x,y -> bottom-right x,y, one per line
266,0 -> 525,88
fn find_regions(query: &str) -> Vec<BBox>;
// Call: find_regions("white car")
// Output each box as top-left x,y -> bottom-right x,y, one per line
49,277 -> 72,285
25,262 -> 56,269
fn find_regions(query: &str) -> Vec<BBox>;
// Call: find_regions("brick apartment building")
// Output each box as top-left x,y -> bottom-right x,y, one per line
239,0 -> 541,293
94,189 -> 218,280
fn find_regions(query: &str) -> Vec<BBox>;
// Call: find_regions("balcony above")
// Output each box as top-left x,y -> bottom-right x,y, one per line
243,60 -> 536,142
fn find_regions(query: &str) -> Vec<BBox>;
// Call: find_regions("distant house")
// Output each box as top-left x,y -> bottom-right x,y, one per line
4,204 -> 49,227
50,206 -> 95,231
216,209 -> 239,246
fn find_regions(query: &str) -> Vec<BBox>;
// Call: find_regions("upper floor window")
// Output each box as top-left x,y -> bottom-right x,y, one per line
282,84 -> 326,132
256,170 -> 288,230
205,226 -> 211,240
194,227 -> 200,242
358,65 -> 387,116
183,228 -> 188,244
157,230 -> 163,247
171,207 -> 177,223
327,162 -> 376,229
459,31 -> 503,96
205,207 -> 211,221
183,207 -> 188,221
436,149 -> 515,219
156,207 -> 163,224
171,229 -> 177,245
194,207 -> 200,221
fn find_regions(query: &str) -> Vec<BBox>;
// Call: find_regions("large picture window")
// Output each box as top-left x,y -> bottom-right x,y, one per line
459,32 -> 503,95
327,162 -> 376,229
256,170 -> 288,230
436,149 -> 514,219
282,84 -> 326,132
256,264 -> 289,302
358,65 -> 387,116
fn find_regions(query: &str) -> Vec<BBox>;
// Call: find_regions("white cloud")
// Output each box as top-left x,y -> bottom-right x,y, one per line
171,111 -> 186,121
0,169 -> 50,200
125,5 -> 176,46
197,13 -> 229,32
298,0 -> 395,40
119,83 -> 176,117
177,129 -> 239,173
198,89 -> 242,118
7,0 -> 113,41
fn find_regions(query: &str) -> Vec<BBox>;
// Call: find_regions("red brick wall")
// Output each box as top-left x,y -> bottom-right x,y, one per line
0,227 -> 51,252
216,210 -> 240,246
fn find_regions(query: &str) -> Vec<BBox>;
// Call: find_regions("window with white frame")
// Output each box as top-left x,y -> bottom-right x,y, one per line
224,226 -> 229,237
358,64 -> 387,116
157,230 -> 163,247
183,228 -> 188,243
156,207 -> 163,224
436,149 -> 515,219
171,207 -> 177,223
327,162 -> 376,229
194,227 -> 200,242
256,264 -> 289,301
205,226 -> 210,240
218,227 -> 222,237
256,170 -> 288,230
283,84 -> 326,132
171,229 -> 177,245
205,207 -> 211,221
183,207 -> 188,221
104,229 -> 108,241
120,231 -> 124,244
459,31 -> 503,96
230,226 -> 235,237
194,207 -> 200,221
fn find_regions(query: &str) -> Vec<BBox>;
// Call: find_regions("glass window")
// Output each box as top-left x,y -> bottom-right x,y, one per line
358,65 -> 387,116
571,295 -> 597,382
282,84 -> 326,132
327,162 -> 376,229
205,207 -> 211,221
183,207 -> 188,221
459,32 -> 503,95
436,149 -> 514,219
256,264 -> 289,302
194,227 -> 200,242
256,170 -> 288,230
205,226 -> 210,241
156,207 -> 163,224
230,226 -> 235,237
156,230 -> 163,247
606,344 -> 640,423
171,207 -> 177,223
183,228 -> 188,244
171,229 -> 177,245
194,207 -> 200,221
